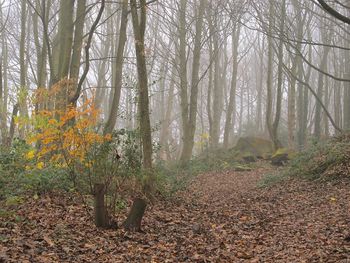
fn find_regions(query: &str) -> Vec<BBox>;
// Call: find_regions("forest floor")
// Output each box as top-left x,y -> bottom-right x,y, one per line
1,165 -> 350,262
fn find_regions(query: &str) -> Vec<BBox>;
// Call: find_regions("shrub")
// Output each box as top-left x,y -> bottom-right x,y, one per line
286,134 -> 350,180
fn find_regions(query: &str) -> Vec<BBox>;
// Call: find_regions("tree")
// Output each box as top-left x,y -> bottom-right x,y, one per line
123,0 -> 153,232
178,0 -> 206,163
52,0 -> 74,111
316,0 -> 350,25
104,0 -> 128,135
18,0 -> 28,138
314,20 -> 332,139
223,22 -> 241,148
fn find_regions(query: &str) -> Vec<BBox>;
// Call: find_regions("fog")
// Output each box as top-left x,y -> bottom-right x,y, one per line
0,0 -> 349,161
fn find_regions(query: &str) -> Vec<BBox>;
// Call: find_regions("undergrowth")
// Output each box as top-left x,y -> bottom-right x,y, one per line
259,133 -> 350,187
287,134 -> 350,180
157,149 -> 254,196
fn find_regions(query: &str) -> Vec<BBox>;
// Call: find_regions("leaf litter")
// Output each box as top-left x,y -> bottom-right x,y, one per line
1,166 -> 350,262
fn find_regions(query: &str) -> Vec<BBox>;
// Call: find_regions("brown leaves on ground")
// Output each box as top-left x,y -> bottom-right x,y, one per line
1,166 -> 350,262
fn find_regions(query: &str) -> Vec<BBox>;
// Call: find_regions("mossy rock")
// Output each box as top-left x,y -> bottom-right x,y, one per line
233,165 -> 252,172
242,152 -> 257,163
271,148 -> 296,166
232,137 -> 274,161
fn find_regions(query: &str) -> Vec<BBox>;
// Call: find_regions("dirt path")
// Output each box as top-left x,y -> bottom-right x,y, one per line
1,167 -> 350,262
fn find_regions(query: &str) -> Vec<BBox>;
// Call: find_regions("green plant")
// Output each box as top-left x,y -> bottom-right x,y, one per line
257,172 -> 287,188
0,138 -> 30,173
23,166 -> 72,194
287,135 -> 350,180
155,162 -> 193,197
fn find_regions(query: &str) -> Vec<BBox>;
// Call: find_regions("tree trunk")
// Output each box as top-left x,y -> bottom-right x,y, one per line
297,33 -> 312,149
0,63 -> 7,145
94,4 -> 112,116
210,15 -> 222,149
130,0 -> 153,170
104,0 -> 128,135
123,198 -> 147,232
270,0 -> 286,151
69,0 -> 87,99
33,0 -> 50,112
178,0 -> 189,160
94,183 -> 109,228
7,104 -> 19,146
266,0 -> 276,149
343,26 -> 350,130
314,21 -> 332,138
19,0 -> 28,139
54,0 -> 74,111
0,19 -> 8,145
256,34 -> 265,133
180,0 -> 206,162
206,5 -> 214,145
159,65 -> 176,161
223,23 -> 241,148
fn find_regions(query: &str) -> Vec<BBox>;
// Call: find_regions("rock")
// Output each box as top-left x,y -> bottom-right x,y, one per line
270,148 -> 296,166
242,154 -> 256,163
232,137 -> 274,161
271,153 -> 288,166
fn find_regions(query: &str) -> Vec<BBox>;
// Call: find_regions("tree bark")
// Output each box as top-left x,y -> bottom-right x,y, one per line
94,183 -> 109,228
54,0 -> 74,111
8,104 -> 19,147
343,24 -> 350,130
123,198 -> 147,232
159,65 -> 176,161
266,0 -> 276,149
69,0 -> 87,89
130,0 -> 153,169
210,14 -> 222,149
223,23 -> 241,148
104,0 -> 128,135
180,0 -> 206,163
314,23 -> 332,139
288,0 -> 305,148
19,0 -> 28,138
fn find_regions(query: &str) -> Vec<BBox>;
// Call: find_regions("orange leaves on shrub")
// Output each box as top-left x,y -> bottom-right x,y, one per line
28,99 -> 111,168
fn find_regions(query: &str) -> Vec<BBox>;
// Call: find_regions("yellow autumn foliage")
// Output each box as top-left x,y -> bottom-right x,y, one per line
25,150 -> 36,160
27,99 -> 112,169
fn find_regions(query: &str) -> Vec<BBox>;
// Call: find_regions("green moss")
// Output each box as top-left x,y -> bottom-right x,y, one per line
5,196 -> 24,206
233,137 -> 274,160
233,164 -> 252,172
272,148 -> 297,159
